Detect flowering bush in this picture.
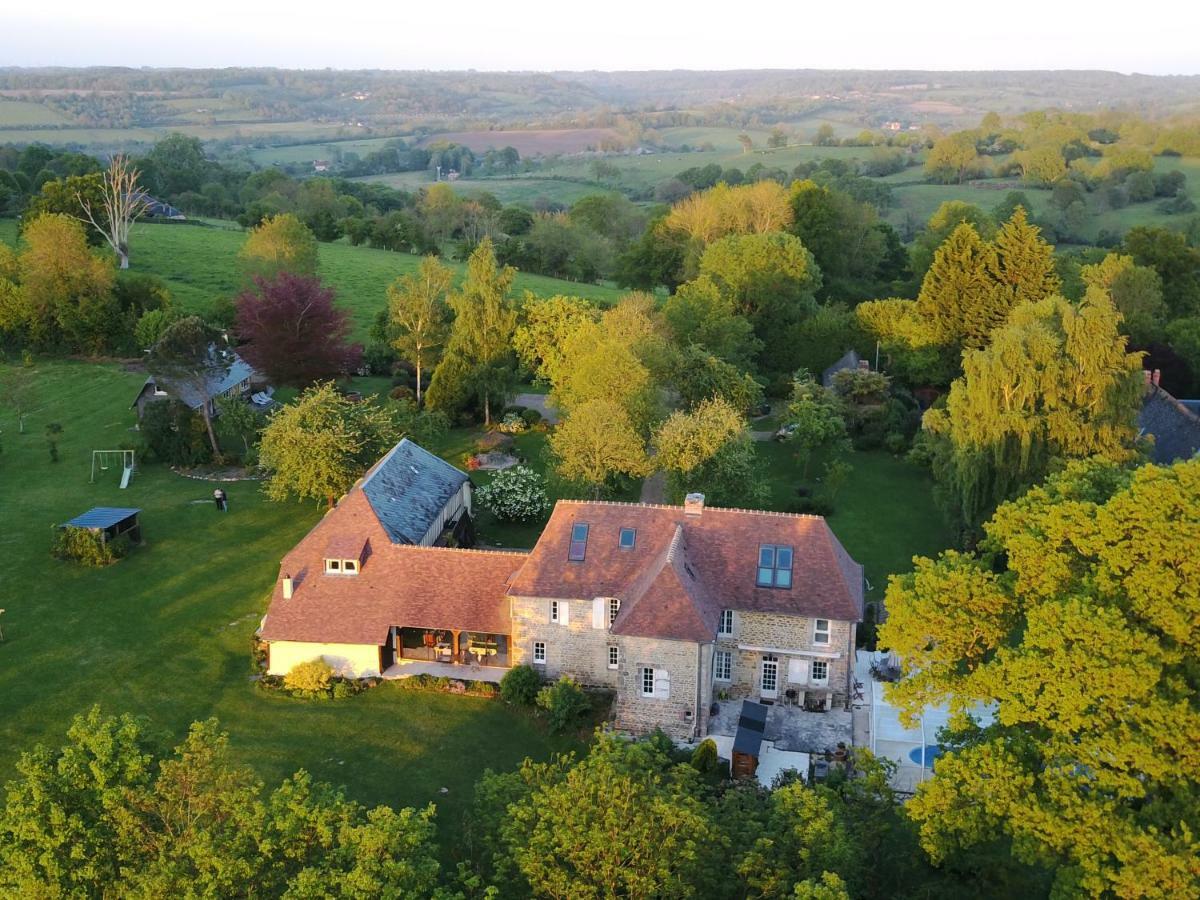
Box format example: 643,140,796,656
495,412,527,434
477,466,551,522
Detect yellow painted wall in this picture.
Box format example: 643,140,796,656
268,641,380,677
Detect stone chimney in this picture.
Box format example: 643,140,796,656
282,574,294,599
684,493,705,517
857,358,870,371
1144,369,1153,388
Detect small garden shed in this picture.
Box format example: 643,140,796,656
62,507,143,545
731,700,769,779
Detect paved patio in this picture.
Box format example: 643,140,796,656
708,699,853,755
382,660,507,683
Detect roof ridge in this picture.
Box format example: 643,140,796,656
555,497,827,521
392,544,530,559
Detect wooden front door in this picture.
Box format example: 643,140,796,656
760,655,779,700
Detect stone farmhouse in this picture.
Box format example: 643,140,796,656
259,441,863,740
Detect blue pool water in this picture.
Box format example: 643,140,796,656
908,745,944,768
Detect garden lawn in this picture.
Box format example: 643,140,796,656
0,360,585,862
124,220,628,339
755,441,955,603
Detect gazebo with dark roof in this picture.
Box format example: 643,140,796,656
62,507,142,544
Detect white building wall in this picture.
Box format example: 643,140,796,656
267,641,380,677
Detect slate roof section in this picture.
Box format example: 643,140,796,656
733,701,769,756
64,507,141,529
133,351,254,411
507,500,864,626
1138,386,1200,464
360,439,470,545
259,489,524,645
822,349,861,387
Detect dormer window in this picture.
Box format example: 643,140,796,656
756,544,793,589
325,558,360,575
324,536,366,576
568,523,589,561
619,527,636,550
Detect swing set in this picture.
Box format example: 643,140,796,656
90,449,136,488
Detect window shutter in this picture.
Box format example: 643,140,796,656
788,659,810,684
592,598,605,629
560,600,569,625
654,669,671,699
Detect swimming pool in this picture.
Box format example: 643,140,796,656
908,745,944,768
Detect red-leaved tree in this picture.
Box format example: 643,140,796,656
234,273,362,387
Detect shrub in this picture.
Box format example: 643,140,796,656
690,738,724,779
883,431,909,454
284,659,334,694
477,465,552,523
495,412,527,434
536,676,590,734
520,407,543,427
500,664,542,705
51,527,129,567
792,496,834,516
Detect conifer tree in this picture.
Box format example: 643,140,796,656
987,206,1060,309
915,222,1001,351
425,238,517,424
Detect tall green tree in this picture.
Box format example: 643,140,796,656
258,382,402,508
238,213,319,281
662,275,761,370
549,398,651,498
425,237,517,424
1081,253,1167,346
879,459,1200,898
386,255,453,404
915,222,1003,351
512,293,598,386
654,396,766,506
923,291,1143,532
986,206,1060,310
784,371,851,480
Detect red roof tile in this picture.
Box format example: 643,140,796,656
260,491,524,645
611,525,722,642
507,500,863,627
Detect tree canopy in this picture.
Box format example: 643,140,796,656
878,458,1200,898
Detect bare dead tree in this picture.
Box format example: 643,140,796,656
76,155,149,270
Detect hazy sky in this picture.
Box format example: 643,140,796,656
4,1,1199,74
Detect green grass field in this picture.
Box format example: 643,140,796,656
755,441,953,602
0,100,73,127
0,360,586,861
0,220,629,340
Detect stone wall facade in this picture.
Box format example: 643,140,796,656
510,595,619,688
712,610,855,709
612,635,711,741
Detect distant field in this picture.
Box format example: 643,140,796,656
356,172,626,206
417,127,622,155
0,99,72,127
0,120,376,149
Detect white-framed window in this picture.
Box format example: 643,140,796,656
814,619,831,645
714,649,732,682
811,659,829,684
343,559,358,575
325,559,341,574
550,600,560,623
607,645,619,669
609,597,621,625
640,666,655,697
619,527,636,550
533,641,546,665
718,609,734,636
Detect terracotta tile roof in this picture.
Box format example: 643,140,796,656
507,500,863,631
611,525,722,642
324,534,367,561
259,490,525,645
